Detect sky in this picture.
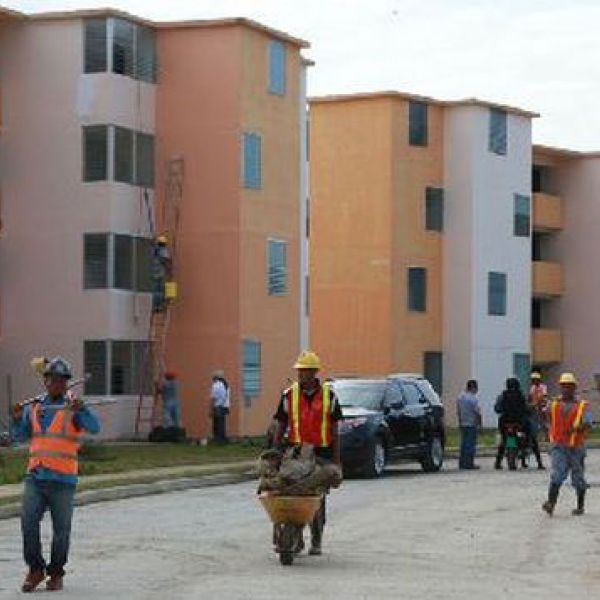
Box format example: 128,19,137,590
7,0,600,150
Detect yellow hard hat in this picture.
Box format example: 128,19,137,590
156,234,168,245
30,356,48,375
531,372,542,380
559,372,578,385
294,350,321,370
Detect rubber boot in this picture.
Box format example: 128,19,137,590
572,490,585,516
542,484,560,516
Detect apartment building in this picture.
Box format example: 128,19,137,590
0,7,309,438
309,92,537,424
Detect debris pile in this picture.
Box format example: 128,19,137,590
257,445,342,495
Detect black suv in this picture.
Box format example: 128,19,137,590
333,375,445,478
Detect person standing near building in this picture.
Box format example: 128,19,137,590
11,357,100,592
542,373,592,516
272,351,342,556
526,371,547,469
456,380,482,470
210,370,230,443
161,371,180,429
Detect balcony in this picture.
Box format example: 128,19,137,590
532,328,562,365
532,192,563,232
532,261,563,298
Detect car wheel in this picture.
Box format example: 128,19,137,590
421,435,444,473
363,437,386,478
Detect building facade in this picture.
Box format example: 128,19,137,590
0,7,309,438
309,92,538,424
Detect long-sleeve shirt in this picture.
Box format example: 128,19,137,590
211,380,230,409
11,394,101,486
456,392,481,427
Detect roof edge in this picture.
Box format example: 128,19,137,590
533,144,600,159
23,8,309,48
309,90,539,118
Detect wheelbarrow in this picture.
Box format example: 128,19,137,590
258,493,322,566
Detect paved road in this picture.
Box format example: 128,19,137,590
1,452,599,599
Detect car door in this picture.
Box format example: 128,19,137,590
381,382,407,450
398,382,428,446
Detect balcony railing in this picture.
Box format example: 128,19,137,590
533,192,563,232
532,328,562,365
532,261,563,297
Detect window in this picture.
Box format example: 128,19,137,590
532,299,542,329
84,19,107,73
424,352,443,394
268,40,286,95
514,194,530,237
408,267,427,312
84,340,151,396
135,25,157,83
513,353,530,393
114,127,134,184
136,132,154,187
83,126,154,188
401,383,423,406
242,340,261,398
425,187,444,232
489,108,507,155
84,233,109,289
114,234,134,290
83,125,108,182
84,234,152,292
84,341,108,395
409,101,428,146
268,239,287,295
488,272,507,316
113,18,135,77
243,133,262,189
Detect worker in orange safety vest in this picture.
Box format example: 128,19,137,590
542,372,592,517
272,351,342,555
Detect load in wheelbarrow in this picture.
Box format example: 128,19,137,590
258,493,323,566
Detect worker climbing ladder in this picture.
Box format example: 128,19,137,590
135,157,184,437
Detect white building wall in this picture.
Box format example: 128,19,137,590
0,18,156,438
444,106,532,425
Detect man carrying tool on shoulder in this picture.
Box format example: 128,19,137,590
542,372,592,517
11,357,100,592
272,351,342,556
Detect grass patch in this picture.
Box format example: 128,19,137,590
0,439,263,486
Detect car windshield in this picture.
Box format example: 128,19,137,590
333,382,386,410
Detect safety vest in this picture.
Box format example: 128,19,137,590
529,384,547,408
28,402,82,476
548,399,589,448
287,382,332,447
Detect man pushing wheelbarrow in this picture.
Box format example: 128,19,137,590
259,351,343,564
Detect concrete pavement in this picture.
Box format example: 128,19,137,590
1,451,599,598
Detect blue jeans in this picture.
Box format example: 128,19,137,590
21,476,76,576
459,426,478,468
550,445,587,492
163,401,180,428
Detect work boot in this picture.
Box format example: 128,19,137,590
542,484,560,516
494,457,503,470
46,575,63,592
572,490,586,516
309,543,322,556
21,569,45,593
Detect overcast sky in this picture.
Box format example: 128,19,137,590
7,0,600,150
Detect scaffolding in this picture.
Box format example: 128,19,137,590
134,157,184,436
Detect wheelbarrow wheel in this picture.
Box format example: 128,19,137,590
277,523,300,566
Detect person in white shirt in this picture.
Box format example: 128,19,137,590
210,371,230,443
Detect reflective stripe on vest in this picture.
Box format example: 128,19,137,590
28,403,82,475
290,382,331,447
569,401,587,447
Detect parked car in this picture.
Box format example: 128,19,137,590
332,375,445,478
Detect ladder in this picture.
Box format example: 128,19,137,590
134,157,184,437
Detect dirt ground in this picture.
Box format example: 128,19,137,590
1,451,599,599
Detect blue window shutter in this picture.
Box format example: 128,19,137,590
514,194,530,237
489,109,507,155
513,353,530,393
268,239,287,295
269,41,286,95
488,272,507,316
243,133,262,189
242,340,261,399
425,187,444,232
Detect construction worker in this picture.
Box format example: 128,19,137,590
542,372,592,516
152,234,172,312
161,371,180,429
526,371,547,469
272,351,343,556
210,370,230,443
11,357,100,592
